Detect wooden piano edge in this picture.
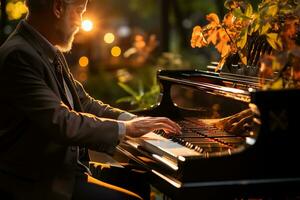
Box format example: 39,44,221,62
116,145,300,199
116,144,182,186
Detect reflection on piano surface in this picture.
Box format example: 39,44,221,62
117,69,300,199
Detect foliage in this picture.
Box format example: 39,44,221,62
128,0,158,19
191,0,300,89
157,52,191,70
84,69,126,107
116,77,160,110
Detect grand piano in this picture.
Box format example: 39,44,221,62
116,64,300,199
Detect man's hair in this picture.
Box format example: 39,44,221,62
25,0,77,13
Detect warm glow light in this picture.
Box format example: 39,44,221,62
6,1,28,20
134,34,146,49
79,56,89,67
111,46,122,57
81,20,93,32
104,33,115,44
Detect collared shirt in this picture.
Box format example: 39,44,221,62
22,20,136,139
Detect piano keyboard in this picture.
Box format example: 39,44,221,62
125,119,246,166
155,119,244,152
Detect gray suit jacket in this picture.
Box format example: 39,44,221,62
0,21,126,199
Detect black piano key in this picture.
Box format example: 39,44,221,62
153,119,246,154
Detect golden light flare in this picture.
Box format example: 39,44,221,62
104,33,115,44
79,56,89,67
6,1,28,20
81,20,93,32
111,46,122,57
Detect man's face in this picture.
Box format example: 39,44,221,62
56,0,88,52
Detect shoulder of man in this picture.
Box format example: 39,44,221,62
0,32,36,63
0,33,45,73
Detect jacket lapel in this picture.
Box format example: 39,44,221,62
16,21,73,109
61,64,83,112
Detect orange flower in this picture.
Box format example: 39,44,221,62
206,13,220,27
223,13,235,28
191,26,208,48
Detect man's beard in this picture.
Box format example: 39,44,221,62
56,18,79,53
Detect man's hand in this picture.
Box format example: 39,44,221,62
124,117,181,138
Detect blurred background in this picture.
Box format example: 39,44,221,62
0,0,260,111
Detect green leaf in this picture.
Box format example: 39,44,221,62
237,28,248,49
249,15,260,34
233,8,252,20
267,5,278,16
267,33,278,40
276,37,283,50
266,33,281,50
267,37,278,50
260,23,271,35
116,96,136,104
137,81,144,96
252,22,260,34
118,82,138,97
233,8,244,18
245,4,253,17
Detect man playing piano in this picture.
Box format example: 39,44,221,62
0,0,181,199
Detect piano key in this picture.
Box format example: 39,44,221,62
133,132,202,159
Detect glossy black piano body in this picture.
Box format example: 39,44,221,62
117,69,300,199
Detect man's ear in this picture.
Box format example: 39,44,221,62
53,0,64,18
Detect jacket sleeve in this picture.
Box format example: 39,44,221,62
72,76,125,119
0,50,120,153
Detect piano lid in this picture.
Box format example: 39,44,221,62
157,69,262,103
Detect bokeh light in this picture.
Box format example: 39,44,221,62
81,20,93,32
79,56,89,67
135,34,146,49
6,1,28,20
117,26,131,37
111,46,122,57
104,33,115,44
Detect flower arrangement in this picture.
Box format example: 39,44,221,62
191,0,300,89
